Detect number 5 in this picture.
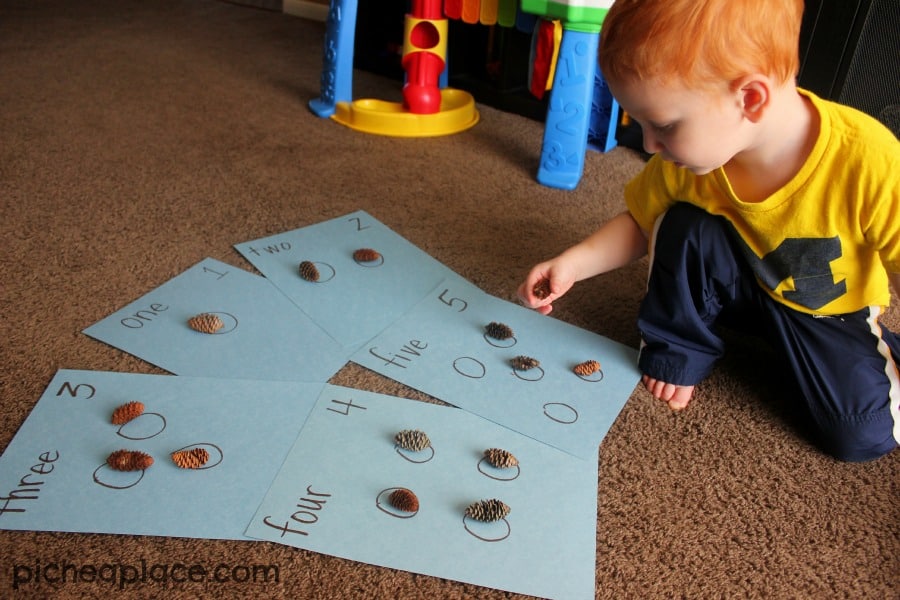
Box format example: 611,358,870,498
438,289,467,312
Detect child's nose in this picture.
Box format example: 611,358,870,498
642,130,663,154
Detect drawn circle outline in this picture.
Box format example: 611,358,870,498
477,458,521,481
512,365,545,382
354,255,385,268
395,444,435,464
306,262,336,283
543,402,579,424
575,368,604,383
116,412,167,440
463,515,511,542
453,356,486,379
483,333,517,349
92,463,146,489
204,312,239,334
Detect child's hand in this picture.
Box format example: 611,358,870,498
516,261,576,315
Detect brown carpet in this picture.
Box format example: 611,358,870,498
1,1,897,598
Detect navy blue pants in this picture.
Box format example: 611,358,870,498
638,203,900,462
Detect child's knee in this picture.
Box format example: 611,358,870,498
815,418,898,462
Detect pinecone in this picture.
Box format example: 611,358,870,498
187,313,223,334
298,260,320,282
394,429,431,452
106,449,154,471
573,359,601,376
511,355,540,371
111,401,145,425
465,498,510,522
388,488,419,512
483,448,518,469
485,321,514,340
532,278,551,300
171,447,210,469
353,248,381,262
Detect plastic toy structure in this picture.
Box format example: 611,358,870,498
520,0,619,190
309,0,480,137
309,0,620,189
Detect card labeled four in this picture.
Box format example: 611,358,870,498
245,385,598,600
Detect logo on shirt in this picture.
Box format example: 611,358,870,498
733,233,846,310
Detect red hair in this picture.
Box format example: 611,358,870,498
599,0,803,88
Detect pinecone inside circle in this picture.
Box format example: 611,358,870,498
187,313,224,334
573,359,601,376
299,260,320,282
171,447,210,469
465,498,510,522
111,401,145,425
394,429,431,452
388,488,419,512
106,449,154,471
485,321,514,340
511,355,540,371
483,448,518,469
353,248,381,262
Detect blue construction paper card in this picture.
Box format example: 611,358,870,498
83,258,350,381
245,385,598,600
234,210,469,347
351,278,641,459
0,370,325,539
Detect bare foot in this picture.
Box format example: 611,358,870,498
642,375,695,410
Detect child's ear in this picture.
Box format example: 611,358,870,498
733,76,770,123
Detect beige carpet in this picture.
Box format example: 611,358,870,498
1,1,897,598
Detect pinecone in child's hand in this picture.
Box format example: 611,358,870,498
388,488,419,512
573,359,601,376
394,429,431,452
106,449,154,471
483,448,518,469
299,260,320,282
465,498,511,522
532,278,551,300
485,321,514,340
111,401,145,425
511,355,540,370
171,447,210,469
187,313,224,334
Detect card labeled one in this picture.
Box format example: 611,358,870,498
83,258,350,381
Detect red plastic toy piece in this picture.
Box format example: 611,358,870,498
402,0,447,114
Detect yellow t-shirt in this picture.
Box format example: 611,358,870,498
625,89,900,315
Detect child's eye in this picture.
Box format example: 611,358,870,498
653,122,675,133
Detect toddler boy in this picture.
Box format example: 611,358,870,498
517,0,900,461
